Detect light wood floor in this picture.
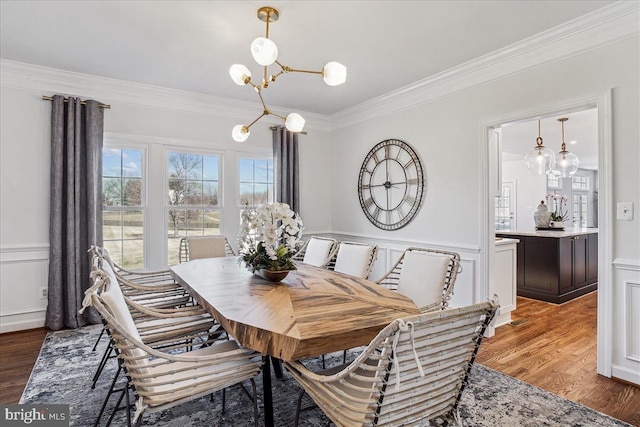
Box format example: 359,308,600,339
477,291,640,426
1,291,638,425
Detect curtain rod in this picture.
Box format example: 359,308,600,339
269,125,307,135
42,95,111,109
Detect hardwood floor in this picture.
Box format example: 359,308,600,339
477,291,640,426
1,292,638,425
0,327,49,403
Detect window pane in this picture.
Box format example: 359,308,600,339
239,158,254,182
203,181,218,206
123,178,142,206
239,157,273,206
103,178,122,206
123,210,143,239
103,240,123,267
121,239,144,270
203,209,220,234
103,149,123,177
183,181,203,205
122,149,142,178
203,155,219,181
103,211,122,240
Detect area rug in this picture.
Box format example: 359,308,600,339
20,325,631,426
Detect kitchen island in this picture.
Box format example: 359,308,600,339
495,228,598,304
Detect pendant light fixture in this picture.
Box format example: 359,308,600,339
525,120,555,175
551,117,579,177
229,6,347,142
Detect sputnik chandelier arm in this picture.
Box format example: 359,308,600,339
230,6,347,142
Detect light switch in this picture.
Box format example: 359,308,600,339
617,202,634,220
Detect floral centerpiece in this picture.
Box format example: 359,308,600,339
237,202,304,278
547,193,569,224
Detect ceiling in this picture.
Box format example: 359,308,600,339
501,108,599,170
0,0,616,116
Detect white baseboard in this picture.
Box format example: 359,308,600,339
0,309,46,333
611,365,640,386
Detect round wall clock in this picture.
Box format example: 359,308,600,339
357,139,425,230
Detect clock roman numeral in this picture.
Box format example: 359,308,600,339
372,206,381,219
403,195,416,206
407,178,419,185
403,158,415,170
395,205,405,220
363,197,374,209
359,183,370,190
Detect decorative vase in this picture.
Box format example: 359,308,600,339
255,269,290,282
534,201,551,228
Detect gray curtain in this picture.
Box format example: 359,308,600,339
272,126,300,212
46,95,104,330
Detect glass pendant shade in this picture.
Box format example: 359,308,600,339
229,64,251,85
232,125,250,142
553,150,579,178
285,113,305,132
251,37,278,66
525,145,555,175
322,61,347,86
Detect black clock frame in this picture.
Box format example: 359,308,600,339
357,139,425,230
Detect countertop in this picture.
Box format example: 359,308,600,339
496,227,598,238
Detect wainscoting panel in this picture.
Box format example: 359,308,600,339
0,245,49,333
612,259,640,385
321,233,482,309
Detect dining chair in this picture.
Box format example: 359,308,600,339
88,250,226,422
82,265,263,427
376,247,462,312
293,236,338,267
285,299,498,427
327,241,379,279
179,236,235,263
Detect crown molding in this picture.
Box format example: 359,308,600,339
331,1,639,130
0,59,332,130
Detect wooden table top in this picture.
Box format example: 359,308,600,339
170,257,419,361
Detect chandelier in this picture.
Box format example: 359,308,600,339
525,117,579,177
229,6,347,142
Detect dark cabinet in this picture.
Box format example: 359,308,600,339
495,232,597,304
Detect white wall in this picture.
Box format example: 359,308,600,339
502,159,547,230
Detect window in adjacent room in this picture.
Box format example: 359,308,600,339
573,194,588,228
572,175,589,191
102,147,145,269
547,173,562,190
166,151,221,265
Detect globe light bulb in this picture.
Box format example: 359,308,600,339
232,125,250,142
285,113,305,132
525,145,555,176
323,61,347,86
229,64,251,85
250,37,278,66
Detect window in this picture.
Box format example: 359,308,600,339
495,185,512,231
166,152,221,265
239,157,273,207
573,194,588,227
547,173,561,189
102,148,145,269
572,175,589,191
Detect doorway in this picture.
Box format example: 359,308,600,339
481,90,613,377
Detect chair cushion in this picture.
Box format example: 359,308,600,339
302,238,334,267
334,244,373,278
187,237,228,260
397,251,450,308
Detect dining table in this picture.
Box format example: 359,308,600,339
169,257,419,427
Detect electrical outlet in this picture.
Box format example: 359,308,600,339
39,287,48,299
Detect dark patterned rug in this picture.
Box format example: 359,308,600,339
20,325,631,426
